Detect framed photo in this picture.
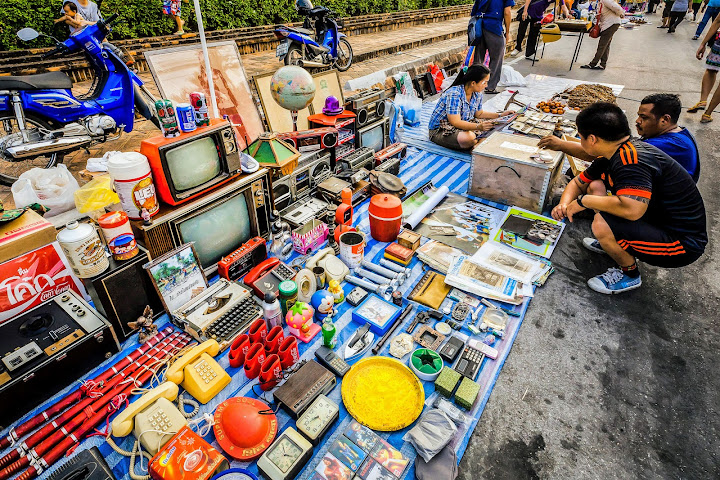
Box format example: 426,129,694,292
351,294,402,336
253,71,312,133
311,70,344,116
143,243,208,314
143,41,264,150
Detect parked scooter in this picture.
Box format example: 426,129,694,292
0,14,159,186
274,0,353,71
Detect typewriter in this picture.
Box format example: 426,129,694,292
173,279,263,350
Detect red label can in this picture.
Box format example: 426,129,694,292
189,92,210,127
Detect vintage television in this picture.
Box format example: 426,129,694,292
131,169,273,276
356,118,390,153
140,118,241,206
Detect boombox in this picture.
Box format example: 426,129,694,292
375,142,407,166
336,147,375,174
272,151,332,211
218,236,268,281
345,88,387,127
277,127,339,153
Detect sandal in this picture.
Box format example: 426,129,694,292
700,113,713,123
688,101,707,113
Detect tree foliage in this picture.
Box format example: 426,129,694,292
0,0,471,50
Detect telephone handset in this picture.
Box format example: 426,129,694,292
111,382,188,455
165,339,230,404
306,247,349,283
244,257,295,298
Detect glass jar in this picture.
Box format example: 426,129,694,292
278,280,298,317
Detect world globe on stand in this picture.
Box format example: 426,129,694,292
269,65,316,112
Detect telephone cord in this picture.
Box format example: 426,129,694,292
105,434,152,480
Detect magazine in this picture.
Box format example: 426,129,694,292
470,241,545,284
445,255,519,303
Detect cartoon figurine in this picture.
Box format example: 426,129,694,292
328,279,345,304
311,290,336,322
285,301,320,343
141,208,152,226
127,305,157,344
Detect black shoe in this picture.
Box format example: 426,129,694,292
580,64,596,69
596,65,606,70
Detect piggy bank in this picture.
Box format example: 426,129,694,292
285,301,320,343
311,290,336,322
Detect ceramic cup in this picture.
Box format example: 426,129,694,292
243,343,266,379
228,334,251,368
278,336,300,369
259,354,283,391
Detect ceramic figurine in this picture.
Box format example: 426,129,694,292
328,279,345,304
127,305,157,343
311,290,336,322
285,301,320,343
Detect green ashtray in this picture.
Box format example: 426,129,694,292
410,348,444,381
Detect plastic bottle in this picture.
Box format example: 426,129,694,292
262,292,283,329
322,316,337,348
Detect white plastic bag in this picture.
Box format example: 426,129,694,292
685,11,694,21
394,93,422,127
441,74,458,92
498,65,526,87
402,408,457,462
12,164,79,217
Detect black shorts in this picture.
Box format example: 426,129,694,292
600,212,704,268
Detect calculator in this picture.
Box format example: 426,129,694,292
453,346,485,380
314,346,350,377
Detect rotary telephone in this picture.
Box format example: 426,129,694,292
244,257,295,298
165,340,230,404
111,382,187,455
306,247,349,283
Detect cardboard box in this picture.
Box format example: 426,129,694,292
469,132,565,213
0,210,56,263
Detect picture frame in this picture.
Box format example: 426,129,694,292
253,71,312,133
351,294,402,336
311,69,344,116
143,41,264,150
143,243,208,314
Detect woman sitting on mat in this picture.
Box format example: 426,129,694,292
428,65,514,151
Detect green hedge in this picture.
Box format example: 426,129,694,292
0,0,471,51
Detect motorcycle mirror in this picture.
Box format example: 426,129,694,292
17,28,40,42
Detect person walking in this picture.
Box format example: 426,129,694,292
690,14,720,122
511,0,552,59
668,0,692,32
692,0,704,21
659,0,676,27
469,0,515,93
693,0,720,39
163,0,186,35
581,0,625,69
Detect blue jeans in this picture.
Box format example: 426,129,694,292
696,7,720,37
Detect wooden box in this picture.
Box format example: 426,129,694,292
468,133,565,213
397,229,421,251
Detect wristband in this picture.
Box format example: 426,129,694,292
576,195,586,208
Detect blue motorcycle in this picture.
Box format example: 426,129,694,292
275,0,353,71
0,14,158,186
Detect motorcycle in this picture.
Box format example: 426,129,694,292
0,14,159,186
274,0,353,71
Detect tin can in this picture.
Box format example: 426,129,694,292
155,99,180,138
56,221,109,278
189,92,210,127
98,211,139,260
177,103,196,132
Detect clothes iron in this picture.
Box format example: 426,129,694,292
343,323,374,361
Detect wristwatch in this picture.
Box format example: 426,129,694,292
577,194,586,208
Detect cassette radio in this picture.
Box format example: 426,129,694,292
336,147,375,174
173,278,263,350
277,127,339,153
345,88,387,127
217,236,268,281
272,151,332,211
317,177,369,207
374,142,407,175
280,197,330,228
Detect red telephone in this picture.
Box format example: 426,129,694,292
244,257,296,299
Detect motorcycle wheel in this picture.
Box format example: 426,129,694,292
334,38,353,72
284,44,304,66
0,114,63,187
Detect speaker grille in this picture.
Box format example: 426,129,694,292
144,223,174,259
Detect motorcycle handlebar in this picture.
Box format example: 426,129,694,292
41,45,65,59
104,13,120,26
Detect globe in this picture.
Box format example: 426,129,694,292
269,66,316,112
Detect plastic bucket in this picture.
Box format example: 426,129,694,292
107,152,159,220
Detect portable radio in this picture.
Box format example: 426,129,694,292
374,142,407,172
217,236,268,281
345,89,387,127
277,128,339,153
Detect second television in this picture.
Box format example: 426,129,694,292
356,117,390,153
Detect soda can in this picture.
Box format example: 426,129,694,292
177,103,196,132
155,99,180,138
189,92,210,127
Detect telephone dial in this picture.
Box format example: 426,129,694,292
111,382,187,455
165,339,230,404
244,257,295,299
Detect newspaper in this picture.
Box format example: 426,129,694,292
445,255,519,303
470,241,545,284
416,240,465,274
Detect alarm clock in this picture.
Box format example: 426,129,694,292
296,394,339,445
257,427,313,480
210,468,259,480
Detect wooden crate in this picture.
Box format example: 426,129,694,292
468,133,565,213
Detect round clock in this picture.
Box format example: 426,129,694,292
210,469,259,480
296,394,339,444
257,427,314,480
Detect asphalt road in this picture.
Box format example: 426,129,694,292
458,14,720,480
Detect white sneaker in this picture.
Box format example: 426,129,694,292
511,49,522,57
587,267,642,294
582,237,607,255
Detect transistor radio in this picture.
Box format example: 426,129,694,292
173,279,263,350
280,197,329,228
217,236,268,281
277,128,339,153
336,147,375,174
374,142,407,169
274,360,336,418
345,88,387,127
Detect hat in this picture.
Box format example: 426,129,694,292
322,95,344,115
213,397,278,460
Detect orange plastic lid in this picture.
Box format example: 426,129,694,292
369,194,402,217
98,211,129,228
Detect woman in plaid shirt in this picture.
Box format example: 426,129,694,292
428,65,514,151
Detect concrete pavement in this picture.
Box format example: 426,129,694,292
458,15,720,479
